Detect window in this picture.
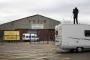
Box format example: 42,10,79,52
85,30,90,37
31,24,44,29
55,31,58,35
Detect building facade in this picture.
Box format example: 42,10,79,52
0,14,60,41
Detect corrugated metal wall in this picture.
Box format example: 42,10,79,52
17,29,55,41
0,31,3,40
0,15,60,30
0,29,55,41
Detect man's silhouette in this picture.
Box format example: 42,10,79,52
73,7,79,24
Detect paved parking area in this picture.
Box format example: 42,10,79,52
0,42,90,60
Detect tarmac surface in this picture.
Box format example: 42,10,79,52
0,42,90,60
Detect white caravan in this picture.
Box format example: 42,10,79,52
55,24,90,52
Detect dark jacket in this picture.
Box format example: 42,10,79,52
73,8,79,15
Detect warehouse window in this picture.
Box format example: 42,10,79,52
85,30,90,37
31,24,44,29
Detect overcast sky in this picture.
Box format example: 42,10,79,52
0,0,90,24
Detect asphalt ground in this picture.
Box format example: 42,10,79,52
0,42,90,60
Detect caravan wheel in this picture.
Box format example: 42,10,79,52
76,47,83,52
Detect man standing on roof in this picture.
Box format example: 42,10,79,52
73,7,79,24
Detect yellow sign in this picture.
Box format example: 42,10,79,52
4,31,20,35
4,36,20,40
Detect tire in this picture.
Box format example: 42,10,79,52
76,47,83,52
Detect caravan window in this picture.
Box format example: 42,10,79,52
55,31,58,35
85,30,90,37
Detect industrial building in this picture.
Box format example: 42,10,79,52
0,14,60,41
